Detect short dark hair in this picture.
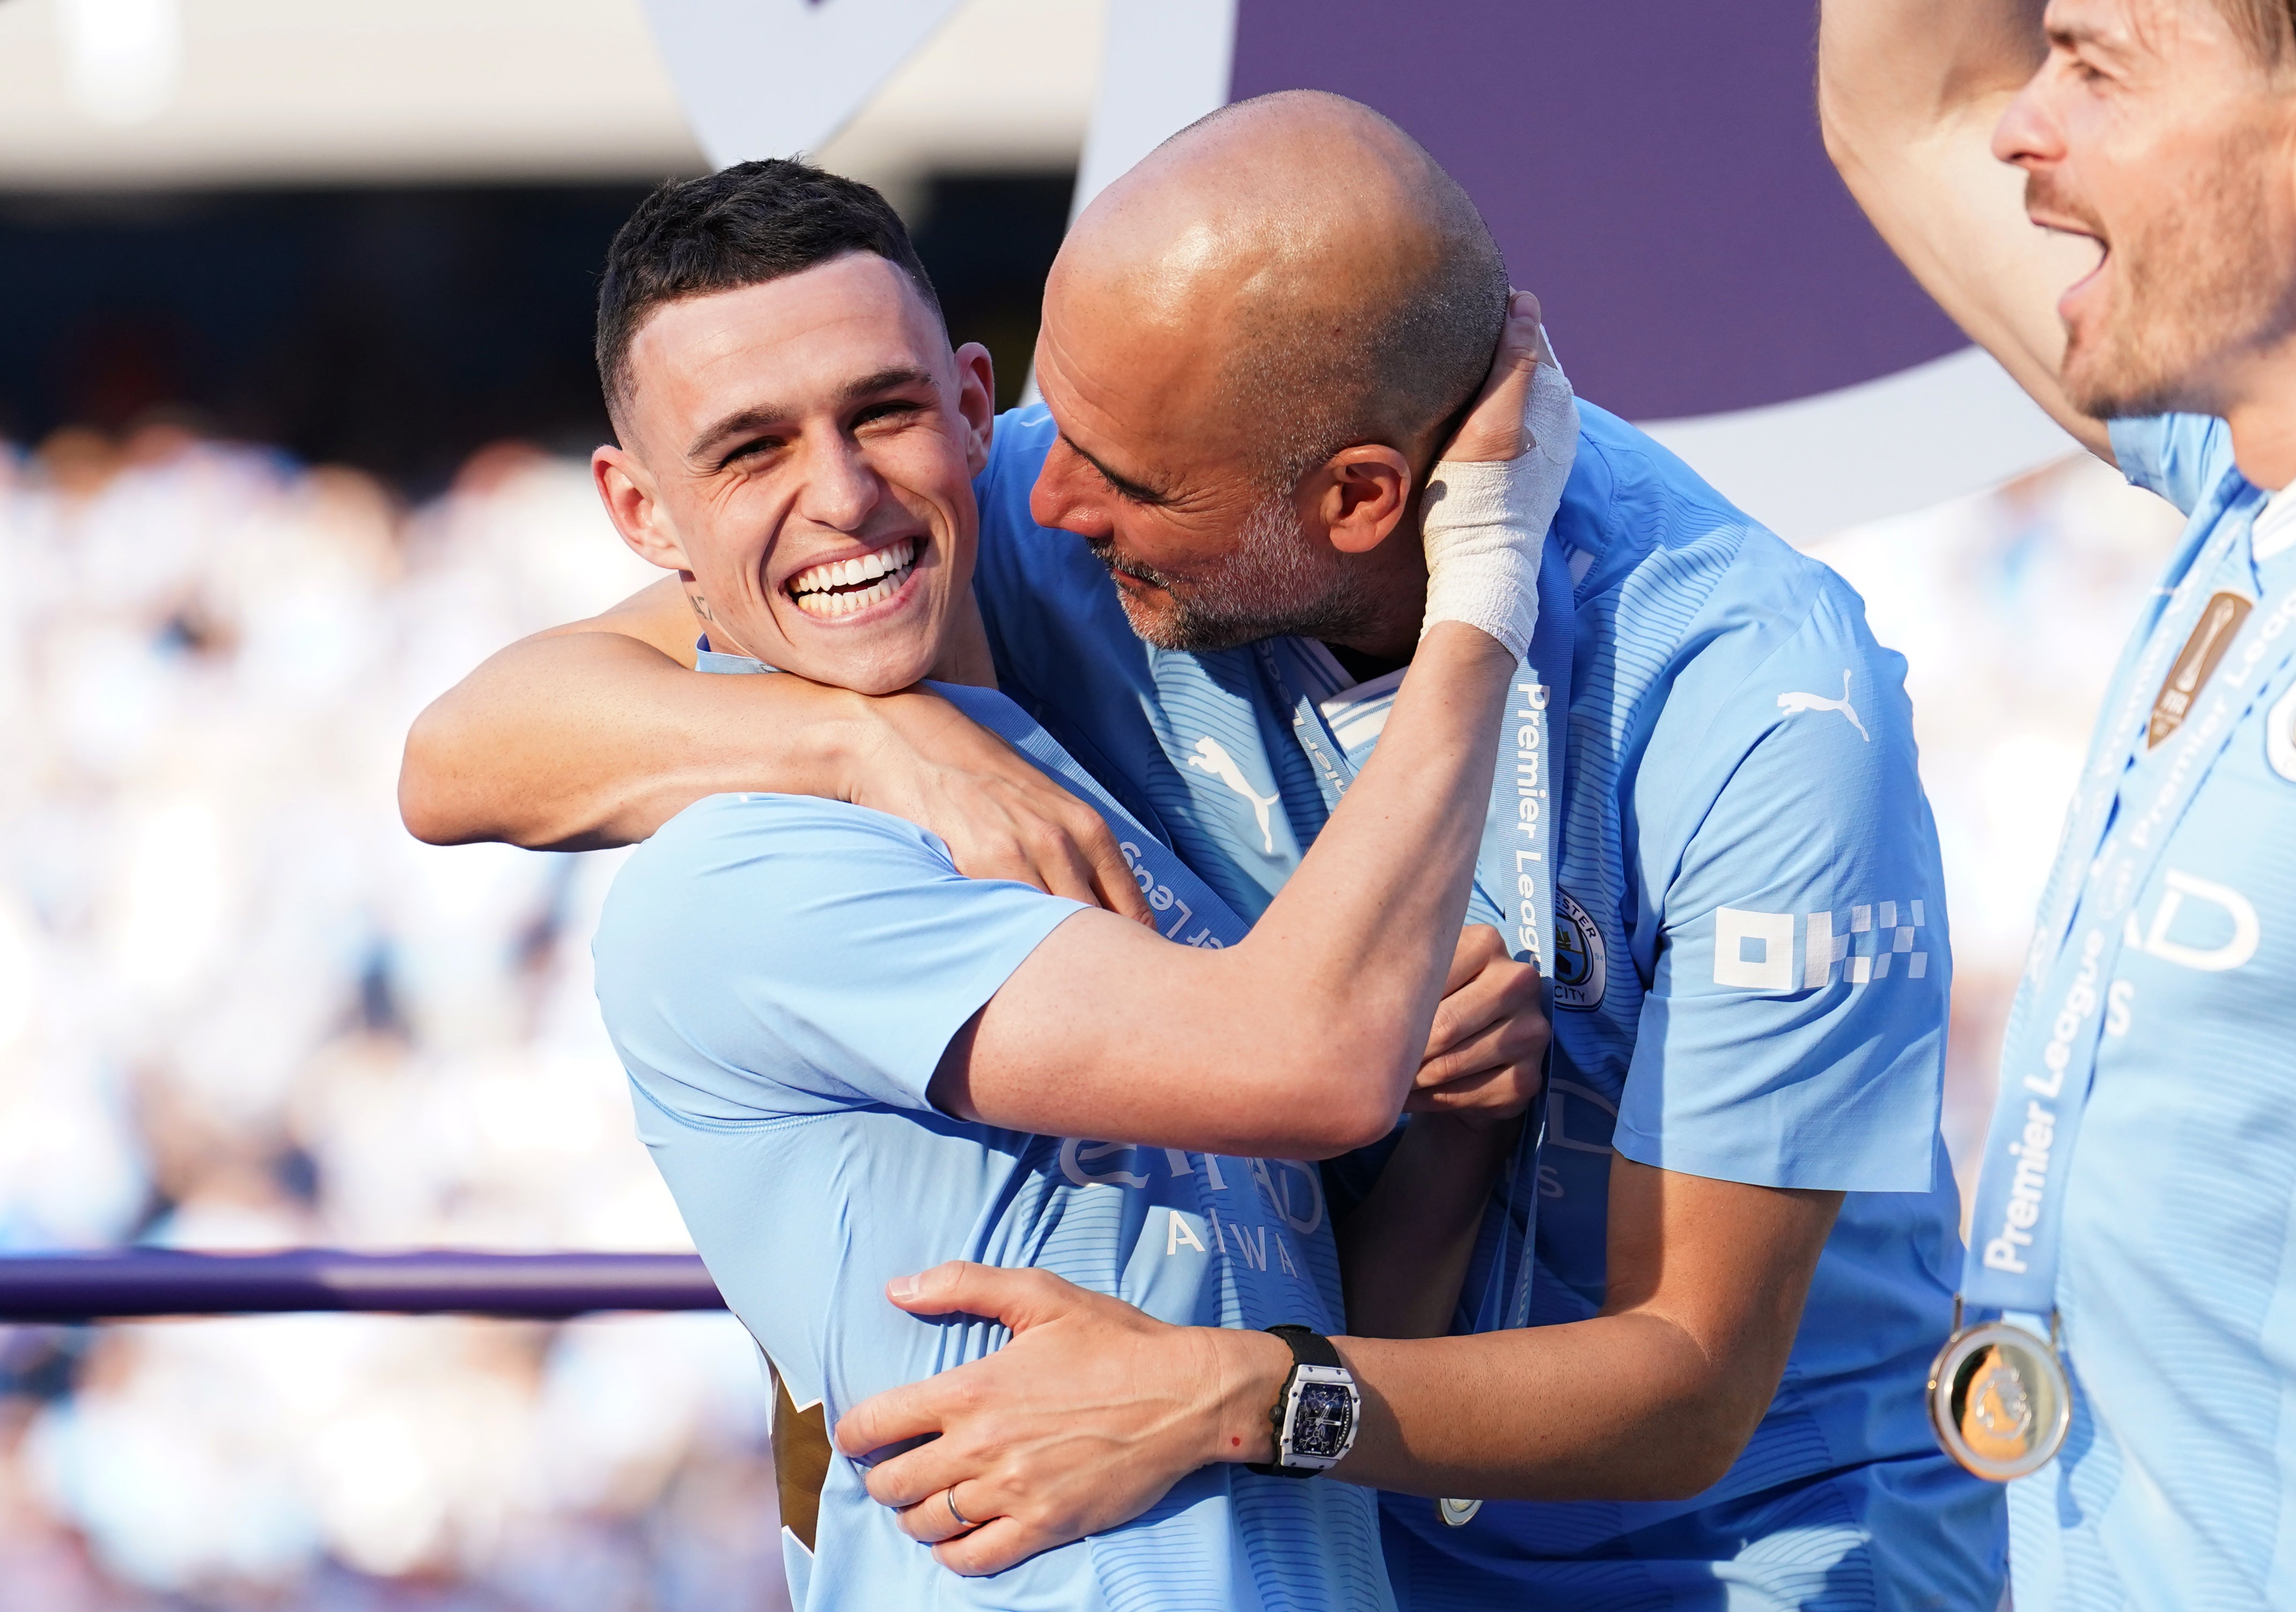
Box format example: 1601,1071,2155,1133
595,158,942,424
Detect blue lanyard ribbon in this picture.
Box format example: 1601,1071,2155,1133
1964,482,2293,1318
1263,541,1579,1332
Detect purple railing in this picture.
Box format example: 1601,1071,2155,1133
0,1250,726,1322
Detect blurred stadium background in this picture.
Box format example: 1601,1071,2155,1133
0,0,2181,1606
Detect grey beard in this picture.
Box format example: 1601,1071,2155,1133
1090,489,1380,653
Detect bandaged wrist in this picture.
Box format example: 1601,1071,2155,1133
1419,355,1579,660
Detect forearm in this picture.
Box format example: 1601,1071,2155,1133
946,624,1519,1155
1227,624,1519,1087
1338,1114,1521,1339
1327,1313,1751,1500
1819,0,2112,457
400,629,859,849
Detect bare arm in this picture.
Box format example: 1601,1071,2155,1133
841,1157,1842,1571
932,623,1521,1159
399,578,1152,916
1336,1110,1522,1339
1326,1159,1839,1499
1818,0,2114,459
929,297,1565,1157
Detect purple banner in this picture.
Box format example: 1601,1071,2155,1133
1230,2,1962,418
0,1250,727,1322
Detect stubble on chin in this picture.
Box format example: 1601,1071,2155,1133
2052,143,2296,420
1092,492,1377,654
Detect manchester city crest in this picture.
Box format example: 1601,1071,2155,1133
1551,888,1607,1011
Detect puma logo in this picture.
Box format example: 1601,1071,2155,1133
1777,670,1870,742
1186,736,1282,854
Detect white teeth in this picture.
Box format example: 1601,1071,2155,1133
789,537,917,601
791,571,902,619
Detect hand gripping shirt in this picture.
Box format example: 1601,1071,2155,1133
592,670,1391,1612
1997,415,2296,1612
971,403,2005,1611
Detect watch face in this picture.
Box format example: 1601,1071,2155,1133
1291,1381,1356,1460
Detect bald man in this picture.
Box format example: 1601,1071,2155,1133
403,94,2004,1608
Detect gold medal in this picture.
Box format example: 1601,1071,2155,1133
1929,1311,2071,1482
2149,590,2253,747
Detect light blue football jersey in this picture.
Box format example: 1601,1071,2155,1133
972,403,2005,1610
592,672,1392,1612
1998,414,2296,1612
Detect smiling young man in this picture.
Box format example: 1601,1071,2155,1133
1821,0,2296,1605
405,98,2000,1608
577,163,1566,1608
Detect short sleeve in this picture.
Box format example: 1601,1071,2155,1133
1613,588,1948,1193
593,794,1086,1122
2107,414,2235,516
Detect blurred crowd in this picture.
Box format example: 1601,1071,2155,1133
0,413,2184,1610
0,423,786,1610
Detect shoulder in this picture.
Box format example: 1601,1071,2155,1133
970,406,1102,595
609,791,955,906
973,406,1074,593
597,794,958,983
1559,401,1758,568
968,406,1141,692
596,792,1086,1123
1565,403,1885,727
977,403,1059,507
2106,413,2236,516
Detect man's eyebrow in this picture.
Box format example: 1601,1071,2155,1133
684,365,940,462
1059,433,1173,506
2047,17,2125,56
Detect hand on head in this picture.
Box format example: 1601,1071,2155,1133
1418,290,1580,660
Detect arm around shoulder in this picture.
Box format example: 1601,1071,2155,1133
398,579,862,850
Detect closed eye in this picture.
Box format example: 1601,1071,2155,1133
716,433,788,472
851,398,926,431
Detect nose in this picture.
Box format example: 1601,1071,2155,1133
795,431,881,532
1029,440,1112,541
1991,61,2062,174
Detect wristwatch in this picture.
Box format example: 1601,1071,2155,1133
1246,1324,1361,1477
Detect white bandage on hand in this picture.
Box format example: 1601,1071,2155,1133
1418,349,1580,660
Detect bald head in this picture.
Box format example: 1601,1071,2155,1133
1055,91,1510,489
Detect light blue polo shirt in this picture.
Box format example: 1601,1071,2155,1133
1999,414,2296,1612
593,675,1392,1611
971,402,2005,1610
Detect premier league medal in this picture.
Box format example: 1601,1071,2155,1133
1929,1307,2072,1481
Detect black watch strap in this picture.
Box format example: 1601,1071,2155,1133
1247,1325,1342,1477
1267,1323,1341,1368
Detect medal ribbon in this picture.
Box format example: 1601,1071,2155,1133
1263,539,1578,1333
1964,488,2292,1320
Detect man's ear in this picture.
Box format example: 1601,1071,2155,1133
592,444,692,572
1307,444,1414,555
951,341,997,476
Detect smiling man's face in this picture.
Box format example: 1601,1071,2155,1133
594,252,994,695
1996,0,2296,418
